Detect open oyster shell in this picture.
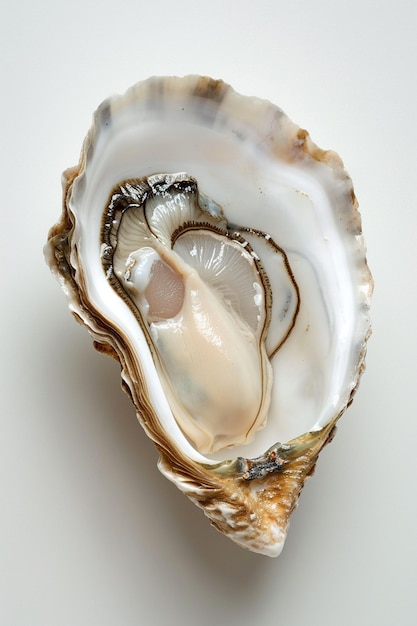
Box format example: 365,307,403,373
46,76,372,556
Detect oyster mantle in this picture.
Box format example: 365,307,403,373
46,76,372,556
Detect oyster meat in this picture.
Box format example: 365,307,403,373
46,76,372,556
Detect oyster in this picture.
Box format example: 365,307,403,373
46,76,372,556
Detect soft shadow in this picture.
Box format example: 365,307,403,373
39,302,287,603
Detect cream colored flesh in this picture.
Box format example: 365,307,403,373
120,242,270,454
149,269,267,454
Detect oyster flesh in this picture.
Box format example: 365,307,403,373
46,76,372,556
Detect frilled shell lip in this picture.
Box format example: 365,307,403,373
46,75,373,556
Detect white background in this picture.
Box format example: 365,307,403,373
1,1,416,624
